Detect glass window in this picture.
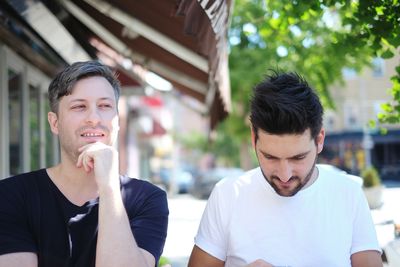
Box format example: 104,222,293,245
45,95,57,166
8,69,23,175
30,84,40,170
372,57,385,77
342,67,357,80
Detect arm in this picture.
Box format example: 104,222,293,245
188,246,273,267
188,245,224,267
0,178,38,267
0,252,37,267
77,142,154,267
351,250,383,267
348,186,382,267
96,185,155,267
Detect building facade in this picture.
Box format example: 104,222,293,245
321,54,400,181
0,0,233,180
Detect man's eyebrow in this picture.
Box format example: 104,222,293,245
68,99,86,104
288,151,311,159
259,150,278,158
260,150,311,159
68,97,114,103
98,97,114,101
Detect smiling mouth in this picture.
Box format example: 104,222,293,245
80,133,105,137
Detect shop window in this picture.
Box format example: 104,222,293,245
30,84,41,170
45,98,57,166
8,69,23,175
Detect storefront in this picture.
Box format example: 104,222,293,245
0,46,60,178
0,0,233,179
320,130,400,181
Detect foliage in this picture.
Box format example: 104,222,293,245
180,0,400,166
342,0,400,126
377,70,400,124
177,128,242,167
227,0,400,144
158,256,171,267
360,166,381,188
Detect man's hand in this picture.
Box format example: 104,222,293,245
245,259,274,267
76,142,119,190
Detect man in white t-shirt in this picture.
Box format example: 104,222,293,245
188,71,382,267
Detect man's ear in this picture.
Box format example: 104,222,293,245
48,112,59,135
317,128,325,154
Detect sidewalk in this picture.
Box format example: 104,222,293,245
163,194,207,267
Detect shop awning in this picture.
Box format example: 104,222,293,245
49,0,233,129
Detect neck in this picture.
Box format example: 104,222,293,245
47,160,99,206
303,165,319,190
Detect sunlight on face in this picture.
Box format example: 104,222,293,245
253,129,324,197
50,76,119,163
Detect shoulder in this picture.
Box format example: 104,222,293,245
317,164,362,189
209,168,259,205
215,167,259,191
120,176,168,214
0,170,46,226
120,175,166,196
316,164,364,202
0,169,45,184
0,169,46,197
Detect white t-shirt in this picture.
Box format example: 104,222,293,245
194,165,381,267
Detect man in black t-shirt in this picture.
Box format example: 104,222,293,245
0,61,169,267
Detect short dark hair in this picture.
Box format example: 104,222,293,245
48,60,120,113
250,71,323,142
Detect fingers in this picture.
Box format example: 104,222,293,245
75,142,119,189
78,142,101,152
76,150,93,172
76,142,115,174
76,145,96,172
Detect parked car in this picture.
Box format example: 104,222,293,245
159,167,195,194
190,167,245,199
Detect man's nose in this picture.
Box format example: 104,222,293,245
276,161,293,182
85,107,101,125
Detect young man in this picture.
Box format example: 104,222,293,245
0,61,168,267
188,72,382,267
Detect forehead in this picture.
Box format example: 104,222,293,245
256,129,314,156
67,76,116,101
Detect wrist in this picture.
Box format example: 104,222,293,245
98,180,120,197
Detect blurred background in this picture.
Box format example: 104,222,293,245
0,0,399,266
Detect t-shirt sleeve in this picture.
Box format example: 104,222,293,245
351,186,382,255
194,183,229,261
126,183,169,265
0,178,37,255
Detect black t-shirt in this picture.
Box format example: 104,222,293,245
0,169,169,267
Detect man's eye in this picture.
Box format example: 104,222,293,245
263,155,275,160
99,104,112,108
72,105,85,109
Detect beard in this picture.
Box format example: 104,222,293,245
58,124,111,164
261,155,318,197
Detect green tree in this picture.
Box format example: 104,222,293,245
224,0,400,168
180,0,400,168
